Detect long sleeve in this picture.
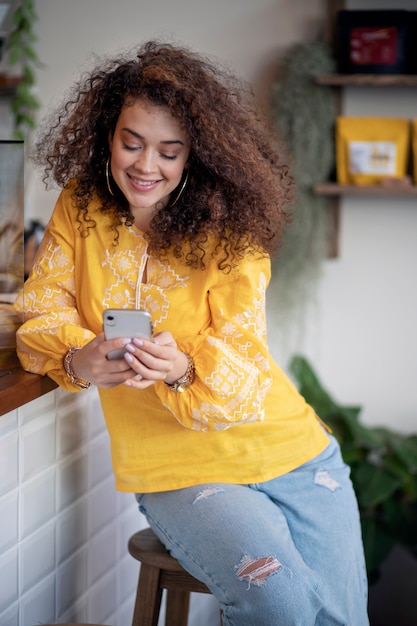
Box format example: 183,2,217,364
153,253,274,431
14,191,96,391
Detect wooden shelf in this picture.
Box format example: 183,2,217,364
0,74,23,90
315,74,417,87
317,2,417,256
314,183,417,196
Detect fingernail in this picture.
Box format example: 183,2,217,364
124,380,132,387
124,353,133,363
125,343,136,353
133,338,143,347
121,338,132,346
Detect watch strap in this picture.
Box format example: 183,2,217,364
164,353,195,392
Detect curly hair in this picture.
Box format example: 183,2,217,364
33,40,294,271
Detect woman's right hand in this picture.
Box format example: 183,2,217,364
70,333,138,388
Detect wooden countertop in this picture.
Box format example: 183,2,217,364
1,301,57,416
0,366,57,416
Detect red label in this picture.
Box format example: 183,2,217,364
349,27,398,65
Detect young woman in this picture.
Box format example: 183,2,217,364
14,41,369,625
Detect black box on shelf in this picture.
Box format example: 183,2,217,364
337,10,417,74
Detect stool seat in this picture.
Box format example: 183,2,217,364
128,527,215,626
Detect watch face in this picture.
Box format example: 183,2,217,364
176,381,191,392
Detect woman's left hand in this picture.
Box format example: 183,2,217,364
122,330,190,390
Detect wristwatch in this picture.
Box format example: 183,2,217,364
164,353,195,392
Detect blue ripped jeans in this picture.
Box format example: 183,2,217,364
136,435,369,626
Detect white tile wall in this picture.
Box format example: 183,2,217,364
19,522,55,595
0,387,141,626
0,602,19,626
20,469,55,539
0,431,18,497
0,545,18,611
0,490,18,553
0,385,220,626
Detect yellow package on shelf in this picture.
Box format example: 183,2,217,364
336,117,410,185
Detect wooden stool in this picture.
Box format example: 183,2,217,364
128,527,217,626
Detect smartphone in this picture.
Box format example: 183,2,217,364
103,308,153,360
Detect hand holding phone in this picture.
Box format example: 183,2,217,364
103,308,153,360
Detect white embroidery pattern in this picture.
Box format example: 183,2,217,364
141,260,188,326
165,271,272,431
101,237,188,326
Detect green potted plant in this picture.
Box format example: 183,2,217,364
3,0,40,139
289,354,417,584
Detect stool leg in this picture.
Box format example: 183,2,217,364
165,589,191,626
131,564,163,626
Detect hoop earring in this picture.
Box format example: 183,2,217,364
169,170,189,207
106,156,116,197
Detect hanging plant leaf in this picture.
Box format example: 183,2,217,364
22,64,35,85
22,43,37,61
4,0,41,140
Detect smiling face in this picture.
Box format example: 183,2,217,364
109,99,191,230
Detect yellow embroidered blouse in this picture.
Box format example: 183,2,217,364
14,185,329,493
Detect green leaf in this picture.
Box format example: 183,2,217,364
12,128,25,141
383,454,413,483
8,47,21,65
5,29,21,50
13,86,32,107
289,355,340,416
343,413,381,447
390,434,417,472
340,445,364,466
361,516,395,581
22,65,36,85
25,29,37,44
352,461,403,508
15,109,36,126
22,44,39,62
289,356,367,444
11,6,23,26
25,0,38,22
